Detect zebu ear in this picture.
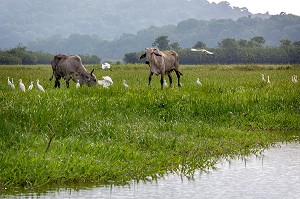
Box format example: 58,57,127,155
140,53,146,59
91,68,94,75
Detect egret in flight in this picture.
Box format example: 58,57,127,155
191,48,214,55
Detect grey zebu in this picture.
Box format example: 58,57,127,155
140,48,182,89
50,54,97,88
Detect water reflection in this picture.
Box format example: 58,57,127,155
4,142,300,199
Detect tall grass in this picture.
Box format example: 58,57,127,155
0,64,299,190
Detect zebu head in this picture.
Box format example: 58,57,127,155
140,48,163,66
79,68,97,86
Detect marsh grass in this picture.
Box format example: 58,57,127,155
0,64,299,190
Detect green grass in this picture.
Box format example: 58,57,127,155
0,64,299,190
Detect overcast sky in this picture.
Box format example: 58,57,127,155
207,0,300,16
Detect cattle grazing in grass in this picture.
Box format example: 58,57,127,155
50,54,97,88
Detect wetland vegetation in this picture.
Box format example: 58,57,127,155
0,64,299,191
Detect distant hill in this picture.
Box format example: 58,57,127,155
27,14,300,60
0,0,269,49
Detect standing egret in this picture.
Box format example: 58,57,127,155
261,74,266,82
196,78,202,86
8,77,15,89
76,80,80,89
28,81,34,91
19,79,26,92
36,79,45,92
123,80,129,89
98,76,114,88
267,76,270,83
102,76,113,85
101,63,111,70
292,75,298,83
8,77,12,86
163,79,168,88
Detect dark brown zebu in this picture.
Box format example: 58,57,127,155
50,54,97,88
140,48,182,89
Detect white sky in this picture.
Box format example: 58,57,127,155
207,0,300,16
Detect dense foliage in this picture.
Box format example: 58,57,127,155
0,46,101,65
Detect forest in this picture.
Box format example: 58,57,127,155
1,36,299,65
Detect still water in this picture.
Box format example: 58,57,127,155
4,142,300,199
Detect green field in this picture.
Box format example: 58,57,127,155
0,64,299,190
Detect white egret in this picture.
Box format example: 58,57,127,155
261,74,266,82
19,79,26,92
102,76,113,84
292,75,298,83
8,77,12,86
8,77,15,89
267,76,270,83
97,76,114,88
76,80,80,89
196,78,202,86
98,80,110,88
191,48,214,55
101,63,111,70
36,79,45,92
28,81,34,91
123,80,129,89
163,79,168,88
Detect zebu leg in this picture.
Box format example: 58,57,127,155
167,72,172,87
148,72,153,87
175,70,182,87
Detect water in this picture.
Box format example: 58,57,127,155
3,142,300,199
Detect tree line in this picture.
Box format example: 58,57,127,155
0,46,101,65
123,36,300,64
1,36,299,65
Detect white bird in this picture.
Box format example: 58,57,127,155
101,63,111,70
196,78,202,86
76,80,81,89
261,74,266,82
123,80,129,89
98,80,111,88
19,79,26,92
292,75,298,83
98,76,113,88
8,77,11,86
191,48,214,55
36,79,45,92
102,76,113,85
163,79,168,88
28,81,34,91
267,75,270,83
8,77,15,89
